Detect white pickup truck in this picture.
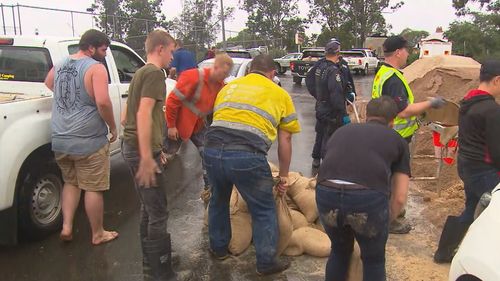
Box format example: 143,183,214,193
341,49,379,75
0,35,175,244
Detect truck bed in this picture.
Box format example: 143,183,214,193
0,92,46,104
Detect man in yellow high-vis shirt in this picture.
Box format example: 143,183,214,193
372,36,445,234
203,54,301,276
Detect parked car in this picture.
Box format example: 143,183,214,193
341,50,379,75
274,53,301,75
0,35,176,244
290,48,325,85
449,183,500,281
198,57,281,85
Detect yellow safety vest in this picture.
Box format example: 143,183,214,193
212,73,301,146
372,65,418,138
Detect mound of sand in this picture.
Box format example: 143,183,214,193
403,55,480,102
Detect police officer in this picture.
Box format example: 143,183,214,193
306,39,354,168
372,35,445,234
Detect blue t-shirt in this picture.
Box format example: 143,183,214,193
171,48,197,75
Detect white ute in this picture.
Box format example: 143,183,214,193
0,36,175,244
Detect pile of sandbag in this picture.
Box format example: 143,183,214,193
201,162,363,280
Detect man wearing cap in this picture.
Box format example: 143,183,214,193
306,39,354,168
434,59,500,263
372,35,445,234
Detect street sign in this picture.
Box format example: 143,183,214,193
295,32,304,45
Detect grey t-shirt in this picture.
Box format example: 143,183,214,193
51,56,108,155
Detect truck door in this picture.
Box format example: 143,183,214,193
108,45,145,152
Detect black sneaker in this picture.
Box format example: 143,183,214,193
256,259,291,276
209,248,230,260
389,219,412,234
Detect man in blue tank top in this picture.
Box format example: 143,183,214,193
44,29,118,245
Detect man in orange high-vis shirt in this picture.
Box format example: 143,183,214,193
164,53,233,190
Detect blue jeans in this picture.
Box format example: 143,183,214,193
457,156,500,224
316,184,389,281
121,140,169,241
203,147,278,271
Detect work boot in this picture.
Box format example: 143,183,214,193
389,218,412,234
142,234,177,281
256,258,291,276
209,248,231,260
434,216,470,263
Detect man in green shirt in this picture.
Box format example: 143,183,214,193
121,30,177,281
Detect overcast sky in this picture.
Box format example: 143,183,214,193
1,0,460,39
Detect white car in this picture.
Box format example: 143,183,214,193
274,53,302,74
198,57,281,85
449,183,500,281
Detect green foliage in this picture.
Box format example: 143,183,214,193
241,0,307,50
453,0,499,15
315,27,356,50
92,0,169,55
445,8,500,60
307,0,403,47
399,28,429,49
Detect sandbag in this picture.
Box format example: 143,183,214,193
284,227,330,257
347,242,363,281
311,221,325,233
290,209,308,230
228,189,253,255
293,187,318,223
285,194,300,211
287,173,309,198
308,176,317,189
275,192,293,256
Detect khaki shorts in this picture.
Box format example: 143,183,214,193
55,143,110,191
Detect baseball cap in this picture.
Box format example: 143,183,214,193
481,60,500,77
325,39,341,54
383,36,408,53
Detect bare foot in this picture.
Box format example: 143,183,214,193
92,231,119,246
60,228,73,242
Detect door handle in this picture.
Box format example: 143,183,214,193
121,90,129,98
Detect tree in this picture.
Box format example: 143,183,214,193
399,28,429,49
241,0,306,50
307,0,403,47
92,0,170,54
453,0,499,15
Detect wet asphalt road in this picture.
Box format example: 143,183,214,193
0,72,375,281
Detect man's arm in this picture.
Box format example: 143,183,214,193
136,97,160,187
44,67,55,91
92,64,117,142
398,101,432,119
390,172,410,222
277,129,293,194
486,109,500,171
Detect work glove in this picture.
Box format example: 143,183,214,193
342,115,351,125
346,92,356,103
430,96,446,109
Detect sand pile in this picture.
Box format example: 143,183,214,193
404,55,480,102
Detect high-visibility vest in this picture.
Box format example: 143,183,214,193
372,65,418,138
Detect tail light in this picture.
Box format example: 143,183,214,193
0,38,13,45
290,62,295,71
358,59,362,65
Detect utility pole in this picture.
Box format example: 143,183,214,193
220,0,226,49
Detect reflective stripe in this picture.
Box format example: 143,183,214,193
393,119,417,131
172,68,206,117
281,113,298,124
214,102,278,127
211,120,272,146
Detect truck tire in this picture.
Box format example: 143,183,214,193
293,76,302,85
275,63,285,75
18,158,63,239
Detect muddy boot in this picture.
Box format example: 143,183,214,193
143,234,177,281
434,216,470,264
389,217,412,234
312,158,321,169
256,258,291,276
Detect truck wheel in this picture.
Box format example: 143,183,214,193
363,64,369,75
293,76,302,85
18,159,63,239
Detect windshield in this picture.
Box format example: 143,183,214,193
341,51,364,58
199,62,242,77
226,51,252,59
302,51,324,58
